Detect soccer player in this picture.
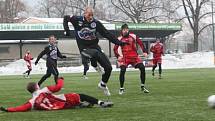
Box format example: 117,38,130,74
113,24,149,95
63,7,128,96
0,77,113,112
150,38,164,79
23,50,33,78
35,35,66,86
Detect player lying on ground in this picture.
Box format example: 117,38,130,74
0,77,113,112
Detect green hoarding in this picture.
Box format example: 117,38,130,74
0,23,182,31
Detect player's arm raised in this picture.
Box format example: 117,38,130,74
46,77,64,93
96,21,128,46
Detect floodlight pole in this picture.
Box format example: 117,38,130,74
212,1,215,64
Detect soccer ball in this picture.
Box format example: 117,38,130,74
207,95,215,108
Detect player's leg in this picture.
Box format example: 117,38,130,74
152,59,157,76
26,66,32,78
38,68,52,86
96,51,112,96
50,64,59,84
83,64,89,79
81,55,90,79
135,63,149,93
81,49,111,96
79,94,113,108
119,65,126,95
27,69,32,76
26,68,32,78
158,63,162,79
90,56,104,75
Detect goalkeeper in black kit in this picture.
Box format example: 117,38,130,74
63,7,128,96
35,35,66,86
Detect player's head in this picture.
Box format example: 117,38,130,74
84,7,94,22
27,82,40,93
26,50,30,54
121,23,129,37
156,38,161,43
49,35,57,46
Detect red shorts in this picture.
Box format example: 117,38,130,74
153,58,162,65
64,93,80,108
117,56,142,67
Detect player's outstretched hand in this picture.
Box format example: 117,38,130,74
0,107,8,112
120,42,129,46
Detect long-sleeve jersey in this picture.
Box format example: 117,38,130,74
63,15,124,51
6,78,80,112
113,33,147,58
150,42,164,59
35,44,64,67
24,53,33,67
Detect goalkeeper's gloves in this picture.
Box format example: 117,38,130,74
0,107,8,112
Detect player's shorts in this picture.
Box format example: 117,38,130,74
117,56,142,67
153,58,162,65
64,93,81,108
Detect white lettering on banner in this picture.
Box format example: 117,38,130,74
0,24,74,31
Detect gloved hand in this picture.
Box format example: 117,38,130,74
35,61,38,65
62,55,67,58
64,31,70,36
120,42,129,46
0,107,8,112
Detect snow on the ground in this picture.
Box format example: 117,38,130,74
162,51,215,69
0,52,214,76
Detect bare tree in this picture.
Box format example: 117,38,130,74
0,0,26,23
38,0,53,18
51,0,70,18
37,0,91,17
182,0,211,51
110,0,152,23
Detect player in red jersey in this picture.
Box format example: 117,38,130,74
23,50,33,78
150,39,164,79
113,24,149,95
0,77,113,112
